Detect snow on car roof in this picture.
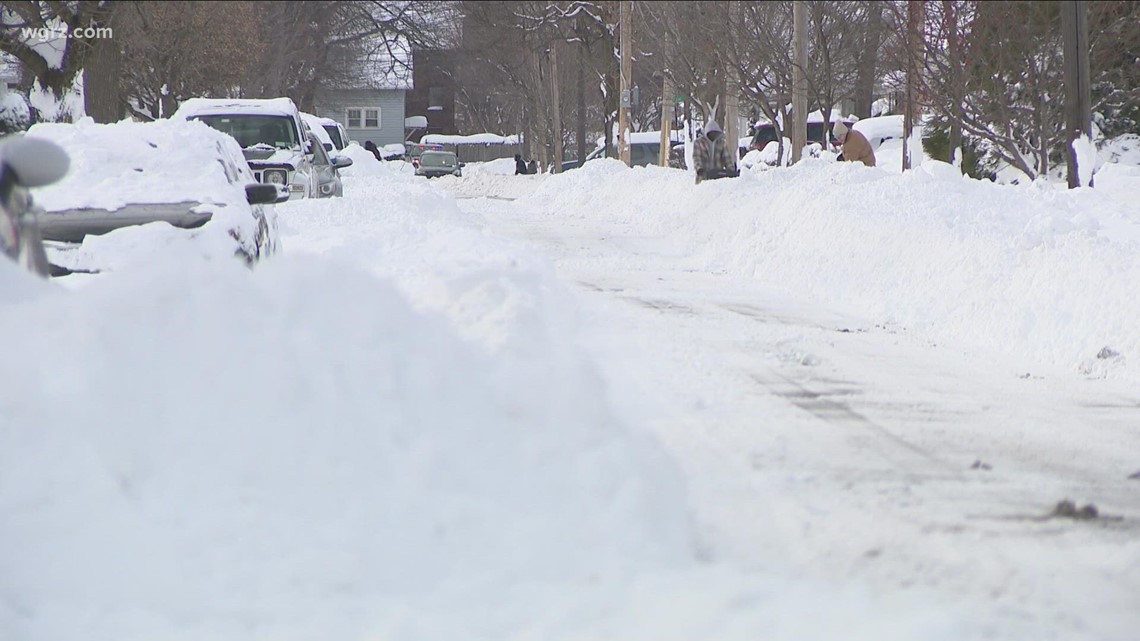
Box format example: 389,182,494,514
25,117,251,212
755,108,858,128
173,97,300,120
590,130,686,149
852,115,905,141
300,112,335,148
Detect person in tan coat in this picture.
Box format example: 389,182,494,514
833,121,875,167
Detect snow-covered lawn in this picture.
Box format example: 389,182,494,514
3,147,1139,640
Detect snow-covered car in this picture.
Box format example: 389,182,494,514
306,131,351,197
851,115,904,152
415,150,463,178
749,119,855,153
174,97,319,200
0,134,68,276
564,131,686,171
26,118,283,271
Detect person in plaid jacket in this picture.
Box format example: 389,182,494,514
692,120,737,184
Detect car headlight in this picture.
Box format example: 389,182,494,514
264,169,288,184
320,183,333,195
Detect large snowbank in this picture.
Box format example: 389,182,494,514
519,157,1140,382
0,161,704,640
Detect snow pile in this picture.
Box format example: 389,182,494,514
0,162,702,640
521,157,1140,381
1099,133,1140,166
26,118,250,212
1072,135,1097,187
463,157,517,176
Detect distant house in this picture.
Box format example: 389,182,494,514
313,56,410,147
0,54,20,96
406,49,457,138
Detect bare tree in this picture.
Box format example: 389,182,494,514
117,1,263,119
0,0,111,120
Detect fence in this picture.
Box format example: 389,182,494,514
433,142,522,163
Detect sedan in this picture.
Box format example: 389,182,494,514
415,151,464,178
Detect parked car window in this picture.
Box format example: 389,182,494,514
309,134,332,167
322,125,344,149
194,115,298,150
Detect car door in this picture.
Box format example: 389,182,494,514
307,133,340,198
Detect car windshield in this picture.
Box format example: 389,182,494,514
322,125,344,149
420,152,456,167
194,115,298,150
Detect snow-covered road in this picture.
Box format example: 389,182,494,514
6,147,1140,641
436,165,1140,639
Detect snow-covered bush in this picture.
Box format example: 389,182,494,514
0,92,31,134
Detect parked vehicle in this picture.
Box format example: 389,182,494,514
27,118,284,270
405,141,445,168
415,150,464,178
563,130,687,171
0,134,68,277
175,97,320,200
748,119,856,153
851,115,904,152
300,112,348,151
307,131,352,197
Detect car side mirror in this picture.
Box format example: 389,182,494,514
245,183,281,205
1,136,70,187
332,155,353,169
459,162,466,168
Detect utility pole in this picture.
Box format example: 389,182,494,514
1062,0,1092,188
659,74,673,167
791,0,807,165
724,1,741,167
551,40,563,174
902,0,923,172
619,0,632,166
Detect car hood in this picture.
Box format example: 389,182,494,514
243,147,303,168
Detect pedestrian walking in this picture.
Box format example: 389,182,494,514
692,120,737,184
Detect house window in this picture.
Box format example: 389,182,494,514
428,87,445,111
347,107,380,129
